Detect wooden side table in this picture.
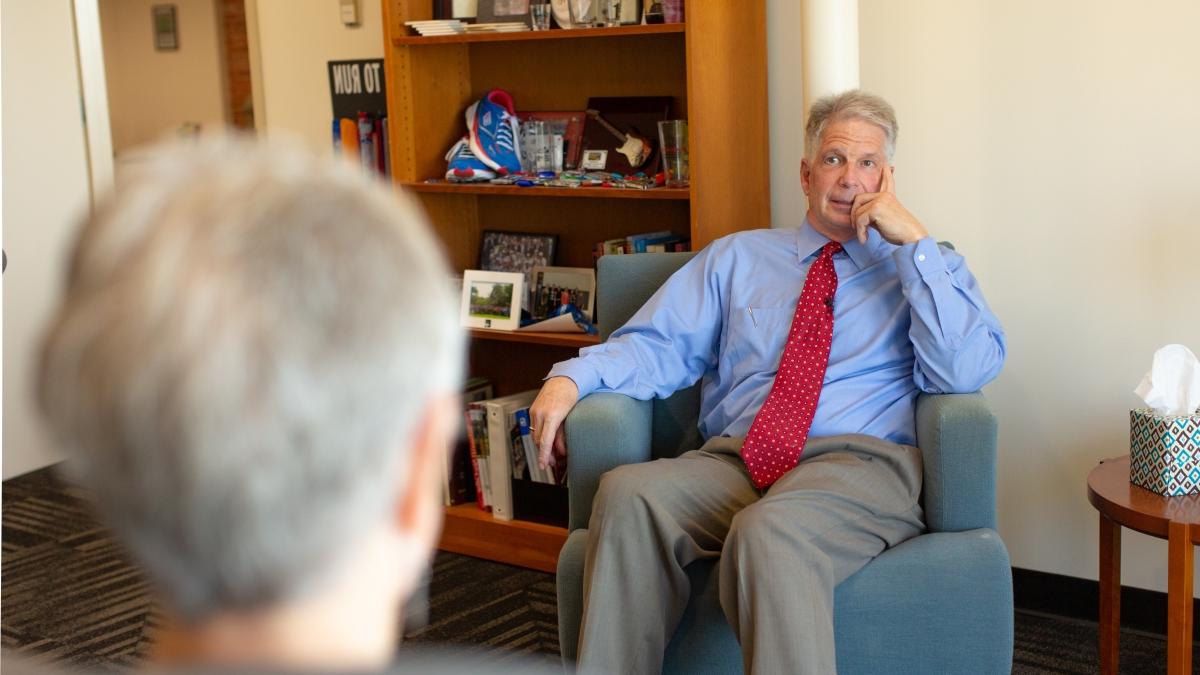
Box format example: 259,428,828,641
1087,455,1200,674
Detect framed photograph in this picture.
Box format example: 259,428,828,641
517,111,586,169
532,266,596,320
152,5,179,51
477,0,532,25
479,230,557,310
461,270,524,331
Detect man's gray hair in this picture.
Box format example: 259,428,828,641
805,89,898,161
37,137,464,621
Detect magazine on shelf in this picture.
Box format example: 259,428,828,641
484,390,538,521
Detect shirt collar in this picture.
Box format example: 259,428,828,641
796,218,888,272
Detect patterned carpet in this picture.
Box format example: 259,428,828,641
1,466,1183,673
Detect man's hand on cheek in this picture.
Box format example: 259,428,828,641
850,166,928,245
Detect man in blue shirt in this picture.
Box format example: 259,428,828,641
529,90,1005,674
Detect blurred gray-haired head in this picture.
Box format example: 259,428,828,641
805,89,898,161
37,137,463,621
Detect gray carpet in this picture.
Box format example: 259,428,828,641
1,466,1183,673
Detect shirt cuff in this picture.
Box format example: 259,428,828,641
546,358,601,399
893,236,946,285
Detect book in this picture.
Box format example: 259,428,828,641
514,408,546,483
484,390,538,521
626,230,673,251
465,402,491,511
445,377,493,506
339,117,359,161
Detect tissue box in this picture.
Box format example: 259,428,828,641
1129,408,1200,496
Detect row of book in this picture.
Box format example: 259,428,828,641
593,229,692,258
443,379,568,525
333,112,390,177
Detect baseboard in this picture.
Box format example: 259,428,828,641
1013,567,1198,640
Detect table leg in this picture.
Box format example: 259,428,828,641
1099,513,1120,675
1166,521,1193,675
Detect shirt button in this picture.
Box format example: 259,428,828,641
917,253,926,262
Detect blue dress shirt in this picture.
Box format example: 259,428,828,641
547,221,1006,446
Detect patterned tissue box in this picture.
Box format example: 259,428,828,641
1129,408,1200,496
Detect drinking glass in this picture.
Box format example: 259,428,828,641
657,120,689,188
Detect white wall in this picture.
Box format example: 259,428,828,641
851,0,1200,594
250,0,384,155
2,0,96,479
99,0,228,154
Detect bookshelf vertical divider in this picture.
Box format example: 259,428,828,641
381,0,769,571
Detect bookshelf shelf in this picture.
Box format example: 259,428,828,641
439,504,566,573
405,181,690,200
394,23,684,46
469,327,600,348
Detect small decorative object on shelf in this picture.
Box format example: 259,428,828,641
478,0,533,26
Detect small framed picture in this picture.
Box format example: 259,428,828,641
532,266,596,320
461,270,524,331
152,5,179,51
477,0,532,25
580,148,608,170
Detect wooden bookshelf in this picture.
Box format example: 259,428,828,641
382,0,769,571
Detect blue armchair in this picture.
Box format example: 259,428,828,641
556,252,1013,674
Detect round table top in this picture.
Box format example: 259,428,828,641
1087,456,1200,543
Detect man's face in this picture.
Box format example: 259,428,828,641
801,118,889,241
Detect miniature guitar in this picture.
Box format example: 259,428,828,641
585,109,652,168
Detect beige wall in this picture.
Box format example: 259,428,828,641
2,0,96,478
850,0,1200,594
250,0,384,155
99,0,228,155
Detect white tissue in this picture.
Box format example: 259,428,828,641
1134,344,1200,417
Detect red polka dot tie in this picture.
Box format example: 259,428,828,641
741,241,842,489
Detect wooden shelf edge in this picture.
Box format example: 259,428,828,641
439,503,567,573
469,327,600,348
403,181,690,200
394,23,684,46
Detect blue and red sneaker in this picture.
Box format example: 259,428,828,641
466,89,523,175
444,137,497,182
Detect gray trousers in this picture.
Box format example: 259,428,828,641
576,434,925,675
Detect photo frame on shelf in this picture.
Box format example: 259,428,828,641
618,0,642,24
479,230,557,310
477,0,532,25
461,270,524,331
532,266,596,320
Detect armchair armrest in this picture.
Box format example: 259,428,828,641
563,393,653,531
916,393,999,533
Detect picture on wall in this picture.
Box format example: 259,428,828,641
152,5,178,51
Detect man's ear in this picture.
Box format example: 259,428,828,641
394,393,459,535
800,157,811,195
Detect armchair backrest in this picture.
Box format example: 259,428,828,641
597,253,703,458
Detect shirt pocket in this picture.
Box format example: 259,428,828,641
726,306,794,370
